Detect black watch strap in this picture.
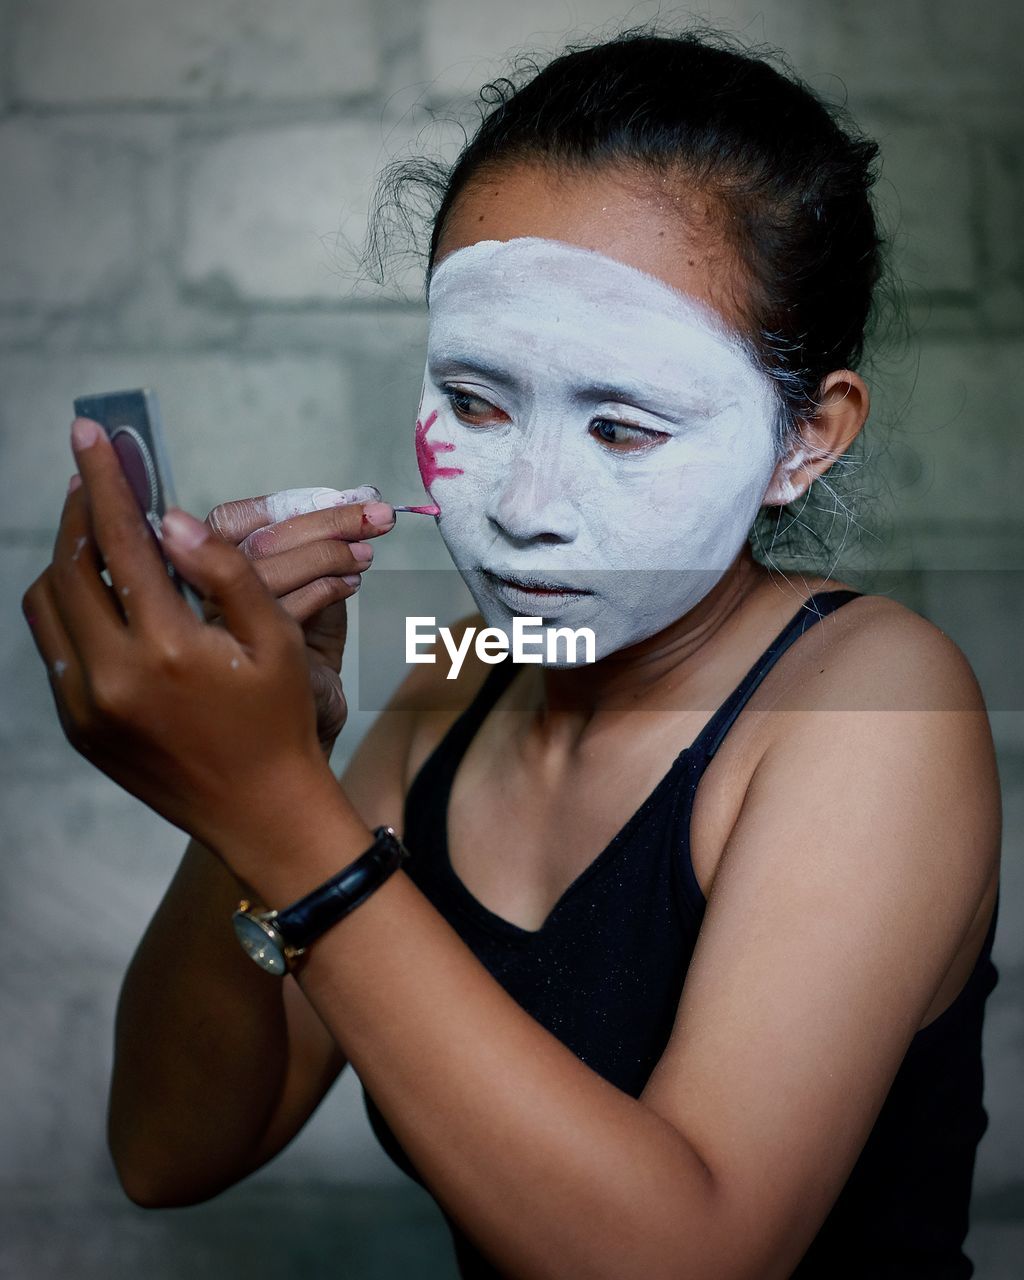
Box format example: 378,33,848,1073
273,825,409,951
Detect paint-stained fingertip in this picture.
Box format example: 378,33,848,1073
362,501,396,529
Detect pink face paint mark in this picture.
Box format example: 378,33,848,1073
415,411,463,500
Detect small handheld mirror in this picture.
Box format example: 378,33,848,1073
72,387,205,618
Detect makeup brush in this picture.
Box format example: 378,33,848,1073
392,503,441,516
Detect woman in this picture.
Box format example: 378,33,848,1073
22,30,1000,1280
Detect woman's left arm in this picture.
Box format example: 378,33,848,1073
26,423,1000,1280
276,624,1000,1280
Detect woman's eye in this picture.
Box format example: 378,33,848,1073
443,386,506,425
441,389,667,450
590,419,669,452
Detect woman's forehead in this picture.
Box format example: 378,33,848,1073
426,237,766,404
429,235,729,334
433,159,748,331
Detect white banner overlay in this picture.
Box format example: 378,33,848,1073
406,616,597,680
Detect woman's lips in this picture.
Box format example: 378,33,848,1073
484,569,590,593
482,569,592,610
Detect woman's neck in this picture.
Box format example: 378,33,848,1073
510,547,783,752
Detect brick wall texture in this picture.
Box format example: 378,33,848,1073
1,2,1021,1275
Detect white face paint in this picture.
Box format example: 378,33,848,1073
417,237,788,664
264,484,381,524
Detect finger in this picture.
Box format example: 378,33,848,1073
241,536,372,599
208,485,383,546
161,507,289,650
279,574,362,624
49,471,128,658
23,570,90,730
70,418,195,635
238,502,396,573
309,664,348,743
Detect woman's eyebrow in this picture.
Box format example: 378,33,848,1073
427,353,520,389
572,380,734,422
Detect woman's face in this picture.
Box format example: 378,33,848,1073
416,163,788,664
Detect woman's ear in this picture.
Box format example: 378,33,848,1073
762,369,871,507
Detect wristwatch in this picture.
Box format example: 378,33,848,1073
232,824,410,976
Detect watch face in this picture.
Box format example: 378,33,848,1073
233,914,287,976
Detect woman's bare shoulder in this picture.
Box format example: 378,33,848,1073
750,585,1000,889
694,584,998,899
784,588,988,716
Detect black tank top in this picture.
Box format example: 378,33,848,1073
361,589,999,1278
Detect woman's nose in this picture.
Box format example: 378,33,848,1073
485,452,580,545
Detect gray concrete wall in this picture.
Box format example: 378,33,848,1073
1,2,1021,1276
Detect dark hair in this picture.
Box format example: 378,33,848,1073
366,25,901,572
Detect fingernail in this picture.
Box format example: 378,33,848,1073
71,418,100,450
312,485,381,510
163,508,209,549
350,541,374,564
309,487,350,511
362,501,395,529
67,474,82,494
342,573,361,589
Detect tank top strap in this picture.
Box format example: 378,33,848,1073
441,654,518,754
690,588,864,765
